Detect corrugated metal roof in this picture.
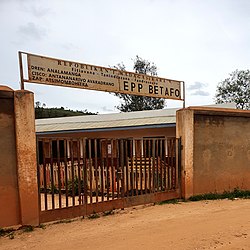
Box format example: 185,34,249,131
36,103,236,134
36,108,177,133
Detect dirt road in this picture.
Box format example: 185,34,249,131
1,199,250,250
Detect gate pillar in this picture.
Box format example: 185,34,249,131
14,90,39,226
176,109,194,199
0,86,39,227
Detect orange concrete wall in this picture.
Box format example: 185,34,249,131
177,107,250,198
0,87,21,227
193,112,250,195
0,86,39,228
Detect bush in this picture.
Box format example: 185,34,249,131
68,177,84,196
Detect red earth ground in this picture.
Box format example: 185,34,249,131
0,199,250,250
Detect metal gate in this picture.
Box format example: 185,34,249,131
37,137,181,223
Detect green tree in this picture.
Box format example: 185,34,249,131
215,69,250,110
114,56,165,112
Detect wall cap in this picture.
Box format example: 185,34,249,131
177,106,250,117
0,85,14,91
0,86,14,98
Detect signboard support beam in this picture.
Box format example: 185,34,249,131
182,81,186,108
18,52,25,90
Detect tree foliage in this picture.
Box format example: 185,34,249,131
114,56,165,112
35,102,96,119
215,69,250,110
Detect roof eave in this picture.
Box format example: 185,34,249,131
36,123,176,136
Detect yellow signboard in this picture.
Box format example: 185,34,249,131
22,52,183,100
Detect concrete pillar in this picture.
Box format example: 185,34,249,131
14,90,39,226
176,109,194,199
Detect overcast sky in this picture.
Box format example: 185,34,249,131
0,0,250,113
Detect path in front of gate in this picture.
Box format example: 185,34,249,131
1,199,250,250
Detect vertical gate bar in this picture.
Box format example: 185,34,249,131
172,139,175,189
160,139,163,191
57,140,62,209
36,139,41,212
175,138,179,190
128,140,131,193
120,140,125,198
88,139,93,204
172,139,176,189
125,140,129,197
155,140,159,192
94,139,99,203
135,140,138,196
143,139,147,193
172,139,174,189
171,139,174,189
64,139,69,207
175,138,177,189
82,138,88,205
152,139,156,193
100,140,104,202
111,139,115,200
163,139,167,191
116,140,120,198
170,139,174,189
178,137,182,192
70,139,75,206
130,140,133,195
167,139,170,189
49,139,55,210
139,140,143,194
167,139,170,190
105,139,110,201
148,140,152,193
77,139,82,205
42,140,47,210
169,139,172,189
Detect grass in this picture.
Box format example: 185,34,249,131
103,210,114,216
0,228,16,239
0,228,4,237
88,213,100,219
22,225,34,233
157,199,180,205
8,232,14,239
156,189,250,205
0,228,6,237
188,188,250,201
38,224,46,229
53,219,74,225
0,226,34,239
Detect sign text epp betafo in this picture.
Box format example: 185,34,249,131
22,52,183,100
